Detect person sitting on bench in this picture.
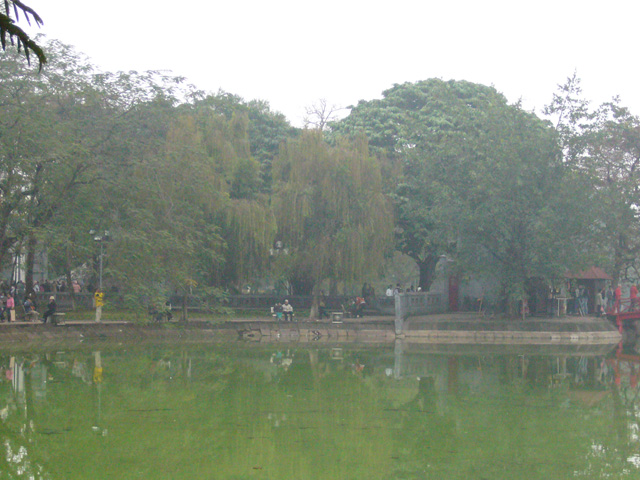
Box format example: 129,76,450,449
23,294,39,322
355,296,366,318
282,299,294,321
318,298,330,319
43,296,57,324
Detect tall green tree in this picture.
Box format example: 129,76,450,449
0,40,99,290
331,80,510,290
546,76,640,283
271,130,393,316
454,102,591,309
333,79,590,310
194,92,299,193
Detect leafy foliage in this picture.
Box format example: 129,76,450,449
547,76,640,283
333,79,591,308
0,0,45,68
272,131,393,300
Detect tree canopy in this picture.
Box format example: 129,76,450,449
332,79,591,307
272,130,393,306
0,35,636,318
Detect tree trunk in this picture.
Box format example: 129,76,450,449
65,240,76,310
66,270,76,310
24,233,37,295
289,273,315,296
417,254,440,292
309,287,319,320
182,291,188,322
329,277,338,296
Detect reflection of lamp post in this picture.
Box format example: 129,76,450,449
92,351,107,437
270,240,290,296
89,230,110,289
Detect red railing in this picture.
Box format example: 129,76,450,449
606,297,639,315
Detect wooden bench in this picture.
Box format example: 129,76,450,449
52,312,66,325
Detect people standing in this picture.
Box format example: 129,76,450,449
42,296,57,324
580,287,589,315
606,285,615,313
6,293,15,323
94,288,104,323
614,284,622,313
595,288,604,317
15,281,25,306
572,285,580,314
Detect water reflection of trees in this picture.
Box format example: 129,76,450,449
0,345,639,478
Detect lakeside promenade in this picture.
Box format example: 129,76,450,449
0,312,622,349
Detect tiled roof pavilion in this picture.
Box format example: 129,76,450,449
565,267,612,280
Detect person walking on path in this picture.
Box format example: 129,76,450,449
42,296,57,324
5,294,14,323
94,288,104,322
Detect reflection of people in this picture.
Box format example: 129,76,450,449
282,300,294,321
43,296,57,324
355,296,366,318
94,288,104,323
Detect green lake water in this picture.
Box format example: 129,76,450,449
0,341,638,479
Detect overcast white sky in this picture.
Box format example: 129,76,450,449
25,0,640,126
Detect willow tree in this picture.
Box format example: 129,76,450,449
272,130,393,316
190,109,277,289
84,98,277,310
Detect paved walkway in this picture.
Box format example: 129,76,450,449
0,314,395,326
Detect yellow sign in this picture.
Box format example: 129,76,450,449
94,291,104,307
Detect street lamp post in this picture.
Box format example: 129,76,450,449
89,230,110,289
